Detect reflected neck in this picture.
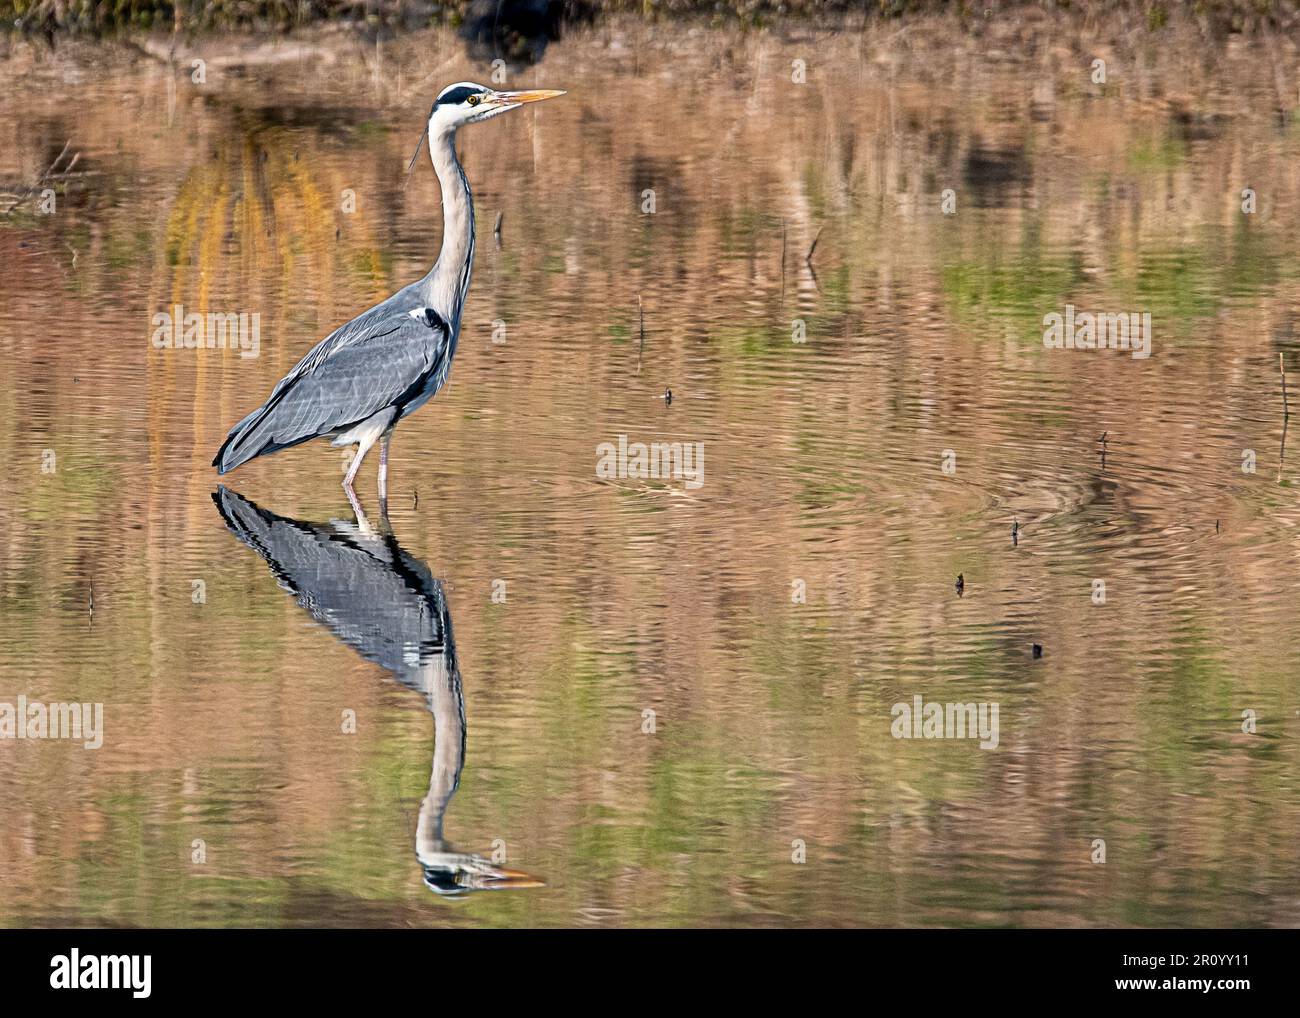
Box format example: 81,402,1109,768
423,127,475,327
414,654,465,860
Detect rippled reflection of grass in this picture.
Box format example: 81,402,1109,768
941,225,1288,342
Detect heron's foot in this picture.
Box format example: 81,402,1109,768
342,478,393,537
342,481,377,536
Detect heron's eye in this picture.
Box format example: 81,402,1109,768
467,95,481,106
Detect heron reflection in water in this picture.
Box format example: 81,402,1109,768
213,486,542,897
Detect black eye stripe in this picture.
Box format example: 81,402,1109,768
435,86,483,108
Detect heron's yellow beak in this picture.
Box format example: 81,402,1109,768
490,89,566,106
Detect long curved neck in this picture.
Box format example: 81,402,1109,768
422,127,475,327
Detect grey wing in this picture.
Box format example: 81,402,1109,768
214,305,450,473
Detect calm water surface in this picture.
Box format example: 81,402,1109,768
1,17,1299,927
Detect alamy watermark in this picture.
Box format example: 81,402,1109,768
50,950,150,998
1,696,103,749
891,695,999,750
151,303,260,358
1043,304,1151,360
596,435,704,490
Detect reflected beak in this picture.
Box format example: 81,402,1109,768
489,89,566,108
470,866,546,891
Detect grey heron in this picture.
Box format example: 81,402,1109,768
212,83,565,506
213,486,544,896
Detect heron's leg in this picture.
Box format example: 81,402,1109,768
343,448,364,491
344,433,377,496
378,432,392,507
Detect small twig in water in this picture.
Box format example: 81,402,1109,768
1281,352,1290,420
805,226,823,265
1280,416,1289,485
780,219,787,302
637,294,645,369
41,140,71,182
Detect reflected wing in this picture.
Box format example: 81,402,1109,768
212,486,449,688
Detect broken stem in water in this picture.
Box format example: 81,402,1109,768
806,225,823,265
1282,352,1290,420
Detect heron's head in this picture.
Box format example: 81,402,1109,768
405,81,565,184
428,80,565,133
421,852,545,898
